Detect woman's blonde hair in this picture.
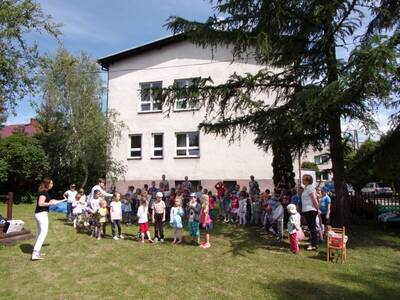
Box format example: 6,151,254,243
200,194,209,209
175,196,182,206
140,196,147,206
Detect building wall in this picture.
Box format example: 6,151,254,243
107,40,277,191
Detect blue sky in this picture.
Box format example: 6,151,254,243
6,0,214,124
5,0,393,140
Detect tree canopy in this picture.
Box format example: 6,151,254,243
36,49,126,190
0,0,60,122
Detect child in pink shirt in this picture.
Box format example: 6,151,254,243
199,194,213,249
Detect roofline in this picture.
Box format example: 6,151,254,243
97,34,187,70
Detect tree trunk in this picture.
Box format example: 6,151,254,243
328,115,350,227
324,19,350,227
81,163,88,189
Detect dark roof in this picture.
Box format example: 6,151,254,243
97,34,186,70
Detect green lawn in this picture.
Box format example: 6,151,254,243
1,203,399,300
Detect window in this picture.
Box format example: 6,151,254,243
152,133,163,158
139,81,162,112
174,78,200,111
314,154,330,165
175,132,200,157
129,134,142,159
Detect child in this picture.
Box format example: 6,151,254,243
222,192,231,223
238,191,247,226
187,193,201,244
72,192,84,229
214,181,225,218
319,188,331,235
152,192,166,243
271,199,284,242
287,204,301,254
170,197,184,244
137,197,153,243
122,194,132,225
110,192,123,240
207,191,215,220
199,194,212,248
87,190,101,238
230,192,239,223
98,200,108,240
251,194,261,225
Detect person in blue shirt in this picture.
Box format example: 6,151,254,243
319,188,331,227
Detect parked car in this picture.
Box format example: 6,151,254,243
361,182,393,196
319,181,355,196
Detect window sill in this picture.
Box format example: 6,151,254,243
173,108,200,113
127,157,142,160
150,157,163,160
174,156,200,159
138,110,162,114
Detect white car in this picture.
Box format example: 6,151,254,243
361,182,393,196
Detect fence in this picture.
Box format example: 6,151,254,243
350,193,400,219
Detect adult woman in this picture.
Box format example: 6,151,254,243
32,178,57,260
301,174,319,251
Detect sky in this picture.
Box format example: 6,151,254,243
5,0,394,140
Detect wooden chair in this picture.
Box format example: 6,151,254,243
326,226,347,263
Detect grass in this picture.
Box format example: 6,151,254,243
1,203,400,300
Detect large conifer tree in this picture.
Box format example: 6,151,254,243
162,0,399,226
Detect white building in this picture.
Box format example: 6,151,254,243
98,34,304,192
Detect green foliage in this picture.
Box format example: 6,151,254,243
272,143,295,188
0,0,60,122
36,48,126,190
0,133,49,194
347,126,400,191
346,139,380,190
301,161,319,171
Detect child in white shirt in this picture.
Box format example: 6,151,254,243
110,192,123,240
137,196,153,243
238,191,247,225
287,204,301,254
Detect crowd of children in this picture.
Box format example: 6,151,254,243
64,175,331,253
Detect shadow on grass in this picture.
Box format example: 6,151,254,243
212,223,289,256
259,266,400,300
19,243,49,254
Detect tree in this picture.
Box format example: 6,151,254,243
36,49,126,189
0,133,49,193
163,0,399,226
0,0,59,122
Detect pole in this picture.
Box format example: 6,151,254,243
7,192,13,220
298,151,302,187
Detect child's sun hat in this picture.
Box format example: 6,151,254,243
287,204,297,214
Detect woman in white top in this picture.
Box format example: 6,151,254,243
301,174,319,250
88,178,113,202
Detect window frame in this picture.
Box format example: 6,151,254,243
173,78,200,112
175,131,200,158
139,81,163,113
128,134,142,159
151,133,164,159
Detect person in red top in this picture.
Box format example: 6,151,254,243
214,181,225,219
230,193,239,223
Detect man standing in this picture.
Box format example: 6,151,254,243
182,176,192,209
64,184,77,223
249,175,260,200
159,174,170,192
